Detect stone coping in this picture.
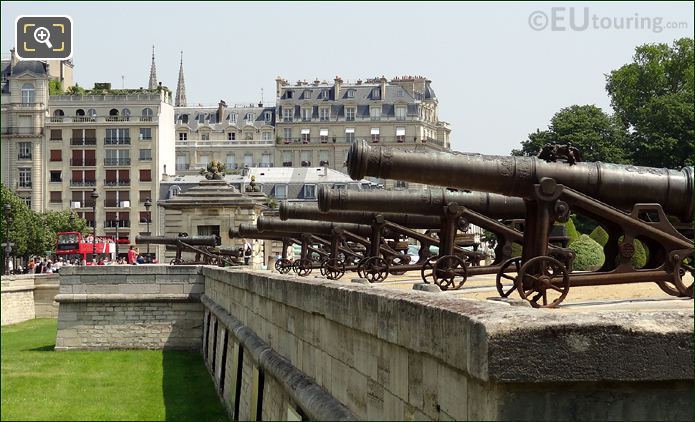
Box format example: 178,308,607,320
203,267,694,384
55,293,201,303
59,265,203,276
202,295,357,421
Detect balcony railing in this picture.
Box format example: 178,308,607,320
104,137,131,145
104,201,131,208
48,115,158,124
104,158,131,166
106,116,131,122
2,127,43,136
104,220,130,228
17,154,32,160
70,137,97,146
70,159,97,166
50,178,62,183
50,136,63,141
70,201,96,208
17,182,32,189
282,161,292,167
70,180,97,187
139,156,152,161
104,179,131,186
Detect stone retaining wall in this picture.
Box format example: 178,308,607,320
1,274,59,325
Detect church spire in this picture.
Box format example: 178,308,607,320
175,51,187,107
148,45,158,90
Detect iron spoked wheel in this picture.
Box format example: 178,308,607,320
275,258,292,274
432,255,467,291
292,258,313,277
496,257,522,298
388,254,411,275
665,251,694,298
321,258,346,280
420,255,439,284
356,257,370,278
360,257,389,283
516,256,570,308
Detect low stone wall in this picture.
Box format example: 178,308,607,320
54,266,204,350
1,273,59,325
202,268,693,421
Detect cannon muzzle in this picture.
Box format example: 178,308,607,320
257,216,373,237
347,140,694,221
135,235,219,246
318,186,525,219
280,201,441,228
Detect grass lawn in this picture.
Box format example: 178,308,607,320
1,319,229,421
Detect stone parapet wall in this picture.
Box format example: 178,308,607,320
54,265,204,350
1,274,59,325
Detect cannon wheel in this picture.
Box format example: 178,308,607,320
419,255,439,284
516,256,570,308
388,254,411,275
496,257,522,298
356,257,370,278
432,255,467,291
275,258,292,274
665,251,694,298
293,258,313,277
321,258,346,280
359,257,389,283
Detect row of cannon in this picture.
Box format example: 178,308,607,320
230,141,694,308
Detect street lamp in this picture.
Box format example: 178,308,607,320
3,204,11,275
90,189,99,263
144,198,152,256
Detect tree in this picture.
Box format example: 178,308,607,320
606,38,694,168
1,183,35,259
513,105,629,163
40,210,89,253
49,79,63,95
65,83,86,95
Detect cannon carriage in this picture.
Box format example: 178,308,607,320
346,140,694,307
134,234,237,266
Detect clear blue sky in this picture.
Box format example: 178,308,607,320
2,1,693,155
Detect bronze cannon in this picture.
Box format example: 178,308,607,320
134,234,228,266
346,141,694,307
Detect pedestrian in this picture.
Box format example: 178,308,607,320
286,244,295,263
127,245,137,265
243,238,252,265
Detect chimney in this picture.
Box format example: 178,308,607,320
379,76,387,100
275,76,287,98
217,100,227,122
313,78,320,86
334,76,342,99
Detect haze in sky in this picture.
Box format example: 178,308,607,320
2,1,692,155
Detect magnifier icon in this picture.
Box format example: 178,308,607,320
33,27,53,49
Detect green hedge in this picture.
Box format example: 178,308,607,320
565,218,580,244
589,226,609,247
618,236,648,269
568,234,605,271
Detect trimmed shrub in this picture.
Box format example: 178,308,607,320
568,234,605,271
565,218,580,244
589,226,609,247
617,236,648,269
511,242,523,257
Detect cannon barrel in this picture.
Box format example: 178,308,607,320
233,224,295,241
318,186,526,219
135,235,219,246
280,201,441,228
347,140,695,222
257,216,374,237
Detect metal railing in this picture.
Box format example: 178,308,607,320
139,156,152,161
275,136,435,145
70,137,97,146
104,179,131,186
70,180,97,187
17,182,32,188
104,137,131,145
17,154,32,160
104,220,130,228
104,158,131,166
2,127,43,136
70,201,96,208
104,201,131,208
48,115,158,123
70,159,97,166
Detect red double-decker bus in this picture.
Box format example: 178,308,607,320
56,232,115,265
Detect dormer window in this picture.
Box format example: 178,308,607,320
245,112,255,124
229,113,237,123
372,88,380,99
304,89,312,99
320,89,329,99
286,90,294,99
264,111,272,123
346,89,355,98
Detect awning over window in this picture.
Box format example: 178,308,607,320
396,128,406,136
320,129,328,136
370,128,380,135
345,128,355,134
301,128,310,134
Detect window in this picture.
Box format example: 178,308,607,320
245,113,255,124
21,197,31,208
201,133,210,140
301,108,312,122
21,83,35,103
178,132,188,141
261,131,272,141
261,153,272,167
122,108,131,120
140,211,152,224
18,115,32,134
282,108,293,122
197,225,221,237
346,107,356,121
264,111,272,123
244,154,253,168
370,107,381,120
286,90,293,99
19,168,31,187
396,127,406,143
176,155,189,171
139,169,152,182
50,149,62,161
105,128,130,144
395,180,408,189
320,89,329,99
346,89,355,98
282,151,292,166
397,89,404,97
243,131,253,140
50,191,62,203
50,129,62,140
274,184,288,199
396,106,406,121
50,171,62,183
87,109,97,119
371,88,380,99
303,89,312,99
371,128,380,143
319,107,329,121
104,149,129,165
283,128,292,142
227,132,236,140
320,129,329,143
139,191,152,203
199,155,209,166
229,113,237,124
141,108,154,121
345,128,355,143
304,184,317,199
18,142,32,159
300,151,311,167
319,150,329,166
226,154,236,169
301,129,310,143
139,149,152,161
139,128,152,140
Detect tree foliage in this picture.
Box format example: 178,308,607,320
564,218,580,244
606,38,694,168
48,79,63,95
512,105,629,163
